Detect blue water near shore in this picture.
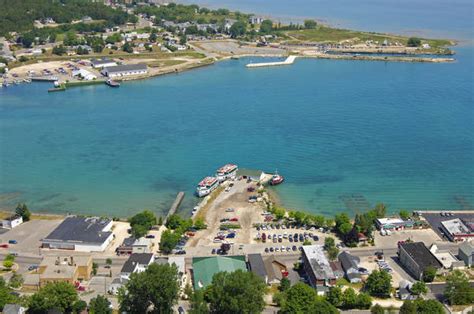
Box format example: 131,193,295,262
0,0,473,217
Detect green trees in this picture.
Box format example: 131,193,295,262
159,230,181,254
194,217,207,230
279,277,291,292
259,19,273,33
400,299,444,314
119,263,179,314
365,270,392,298
410,281,428,296
8,273,23,289
326,286,343,307
327,287,372,310
28,282,79,313
207,270,266,313
444,270,474,305
407,37,422,47
356,292,373,309
279,283,338,314
399,210,410,220
2,254,15,270
72,300,87,314
324,237,339,260
52,45,67,56
229,21,247,38
370,304,385,314
15,203,31,221
128,210,157,238
189,289,208,314
422,266,437,283
89,295,112,314
304,19,317,29
0,278,18,311
122,42,134,53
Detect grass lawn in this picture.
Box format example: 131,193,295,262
285,26,453,48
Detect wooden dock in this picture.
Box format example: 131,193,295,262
165,192,185,223
246,55,297,68
31,76,59,82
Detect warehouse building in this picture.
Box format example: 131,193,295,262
42,216,114,252
398,242,442,280
101,63,148,78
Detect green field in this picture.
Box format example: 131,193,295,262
285,26,453,48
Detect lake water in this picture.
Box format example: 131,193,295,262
0,1,472,217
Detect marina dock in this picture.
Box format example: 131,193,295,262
246,55,297,68
165,191,185,223
31,76,59,82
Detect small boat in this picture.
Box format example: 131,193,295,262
2,81,8,88
53,80,60,88
269,171,284,186
106,79,120,87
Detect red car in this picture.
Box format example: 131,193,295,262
229,217,239,222
0,244,8,248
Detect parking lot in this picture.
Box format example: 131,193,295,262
374,228,442,249
0,219,63,256
422,211,474,240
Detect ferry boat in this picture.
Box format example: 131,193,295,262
196,176,219,197
269,172,284,186
106,79,120,87
216,164,238,182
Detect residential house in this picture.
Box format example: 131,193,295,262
398,242,442,280
329,261,344,279
2,214,23,229
72,68,97,81
338,251,362,283
249,16,264,25
116,237,136,255
120,253,155,279
458,241,473,266
429,244,464,270
398,280,416,300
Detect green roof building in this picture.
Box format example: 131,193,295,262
192,255,247,289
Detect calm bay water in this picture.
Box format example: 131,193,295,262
0,1,473,217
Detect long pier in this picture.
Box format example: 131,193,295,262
246,55,297,68
31,76,59,82
165,191,185,223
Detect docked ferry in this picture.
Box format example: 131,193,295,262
196,176,219,197
216,164,238,182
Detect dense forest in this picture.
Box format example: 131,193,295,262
0,0,136,36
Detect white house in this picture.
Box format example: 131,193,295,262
2,214,23,229
101,64,148,78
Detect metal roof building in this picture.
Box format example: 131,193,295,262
192,256,246,289
42,216,113,252
301,245,336,290
101,63,148,78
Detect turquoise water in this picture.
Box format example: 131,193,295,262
0,0,473,217
179,0,474,41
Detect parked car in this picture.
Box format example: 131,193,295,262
8,240,17,244
211,248,216,254
145,235,155,239
264,247,269,253
28,265,39,271
292,246,297,251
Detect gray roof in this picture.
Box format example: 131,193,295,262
400,242,442,270
302,245,336,281
248,254,267,280
338,251,360,272
91,58,114,65
459,241,473,256
3,304,24,314
43,216,112,245
103,63,147,74
347,272,362,281
121,237,136,247
121,253,154,273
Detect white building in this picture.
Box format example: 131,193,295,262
120,253,155,279
72,68,97,81
90,58,117,68
441,218,474,242
2,214,23,229
42,216,114,252
101,64,148,78
132,238,152,254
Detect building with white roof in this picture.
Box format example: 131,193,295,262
440,218,474,242
375,218,414,230
72,68,97,81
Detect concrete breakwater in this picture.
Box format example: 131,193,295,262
246,55,297,68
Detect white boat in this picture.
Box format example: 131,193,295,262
196,176,219,197
216,164,238,182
